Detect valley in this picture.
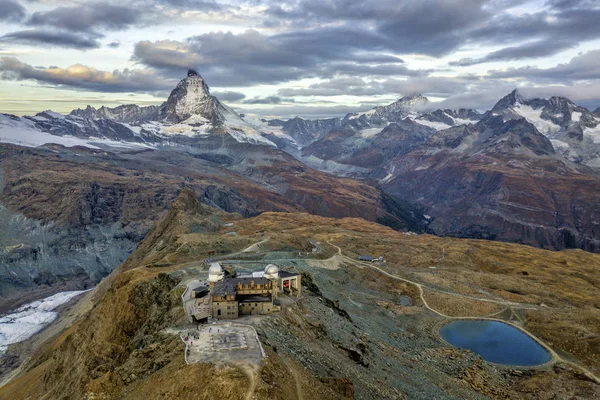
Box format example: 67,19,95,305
1,190,599,399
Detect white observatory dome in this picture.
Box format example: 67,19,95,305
208,262,224,283
264,264,279,279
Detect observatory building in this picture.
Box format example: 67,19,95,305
186,263,302,322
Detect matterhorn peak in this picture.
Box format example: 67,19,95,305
154,70,223,123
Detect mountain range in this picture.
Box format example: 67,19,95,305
1,69,600,308
2,68,600,400
0,70,426,310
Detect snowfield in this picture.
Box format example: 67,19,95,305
0,290,89,354
513,103,561,135
0,114,153,150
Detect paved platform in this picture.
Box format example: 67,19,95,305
181,322,265,366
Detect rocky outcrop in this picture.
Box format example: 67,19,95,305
341,94,429,130
303,119,436,170
281,117,342,145
69,104,159,124
380,116,600,252
151,69,230,124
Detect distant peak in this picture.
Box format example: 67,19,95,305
385,94,428,111
401,94,427,100
187,69,199,77
507,89,526,104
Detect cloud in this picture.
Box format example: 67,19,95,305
488,49,600,81
132,40,203,70
450,40,576,66
131,30,419,87
0,0,25,22
242,96,294,105
278,76,470,98
153,0,222,10
28,3,140,33
434,80,600,112
211,90,246,102
0,57,175,92
1,30,101,49
266,0,490,56
234,103,370,119
108,41,121,48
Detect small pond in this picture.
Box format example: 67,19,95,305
439,320,551,366
398,296,412,306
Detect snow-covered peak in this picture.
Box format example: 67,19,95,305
157,71,215,124
391,94,429,110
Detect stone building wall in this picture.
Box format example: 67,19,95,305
212,300,238,319
239,301,273,316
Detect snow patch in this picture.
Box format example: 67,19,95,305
183,114,210,125
550,139,570,152
513,104,561,135
160,123,211,137
571,112,582,123
414,119,451,131
0,290,88,354
358,127,382,138
584,125,600,144
0,114,152,150
380,173,394,183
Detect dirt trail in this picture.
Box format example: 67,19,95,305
283,358,304,400
327,241,600,385
237,363,258,400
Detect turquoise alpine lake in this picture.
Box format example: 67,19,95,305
439,320,551,366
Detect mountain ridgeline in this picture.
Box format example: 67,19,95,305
0,71,429,310
1,71,600,311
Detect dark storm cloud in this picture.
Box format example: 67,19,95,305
0,0,25,22
545,0,599,10
28,3,140,33
450,40,576,66
211,90,246,102
266,0,490,56
469,7,600,47
266,0,600,58
1,30,101,49
0,57,175,92
131,30,419,87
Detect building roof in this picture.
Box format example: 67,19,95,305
211,277,272,297
279,270,300,278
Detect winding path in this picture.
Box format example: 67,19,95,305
326,241,600,385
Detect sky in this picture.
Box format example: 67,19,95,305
1,0,600,118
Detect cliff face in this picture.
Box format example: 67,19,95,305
381,117,600,252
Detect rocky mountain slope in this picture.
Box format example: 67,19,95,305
0,73,429,309
1,191,599,399
380,115,600,252
293,91,600,252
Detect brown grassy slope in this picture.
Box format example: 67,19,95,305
0,192,343,400
231,212,600,372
